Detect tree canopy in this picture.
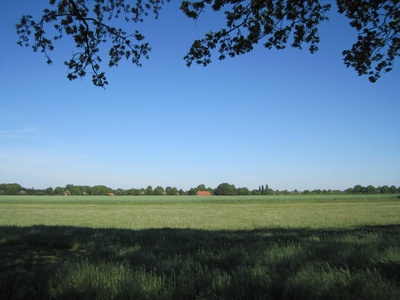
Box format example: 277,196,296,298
17,0,399,87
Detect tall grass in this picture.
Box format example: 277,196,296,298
1,225,399,299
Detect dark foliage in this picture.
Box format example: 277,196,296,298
16,1,399,87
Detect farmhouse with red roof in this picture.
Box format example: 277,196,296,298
196,191,212,196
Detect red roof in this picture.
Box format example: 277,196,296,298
196,191,211,196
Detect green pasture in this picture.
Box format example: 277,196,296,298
0,194,399,229
1,195,400,299
0,195,400,230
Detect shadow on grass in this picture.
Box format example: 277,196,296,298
1,225,400,299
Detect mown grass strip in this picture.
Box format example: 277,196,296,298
1,195,399,230
0,194,398,205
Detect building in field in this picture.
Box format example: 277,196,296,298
196,191,212,196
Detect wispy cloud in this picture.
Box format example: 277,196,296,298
0,146,136,189
0,127,41,139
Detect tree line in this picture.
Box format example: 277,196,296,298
0,183,399,196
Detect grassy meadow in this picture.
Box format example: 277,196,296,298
1,194,400,299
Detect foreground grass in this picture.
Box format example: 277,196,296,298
1,225,400,299
1,195,399,299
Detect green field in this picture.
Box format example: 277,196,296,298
1,195,400,299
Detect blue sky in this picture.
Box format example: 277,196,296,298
1,1,399,191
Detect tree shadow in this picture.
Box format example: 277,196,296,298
1,225,400,299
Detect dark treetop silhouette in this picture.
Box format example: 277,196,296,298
16,0,399,87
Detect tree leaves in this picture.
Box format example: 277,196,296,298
182,1,331,66
16,0,168,87
16,1,399,87
337,0,399,82
182,0,398,82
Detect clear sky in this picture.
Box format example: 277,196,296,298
1,1,399,191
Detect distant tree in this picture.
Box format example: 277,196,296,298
90,185,111,195
16,1,400,87
80,186,91,195
166,187,178,195
165,186,172,195
66,184,83,195
237,187,250,195
54,186,64,195
1,183,22,195
45,187,54,195
367,185,377,194
353,185,364,194
215,183,236,196
380,185,390,194
261,184,274,195
127,188,139,195
145,185,153,195
19,190,28,195
267,188,275,195
187,187,198,195
173,187,179,195
115,188,127,195
389,185,398,194
195,184,205,191
153,186,165,195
